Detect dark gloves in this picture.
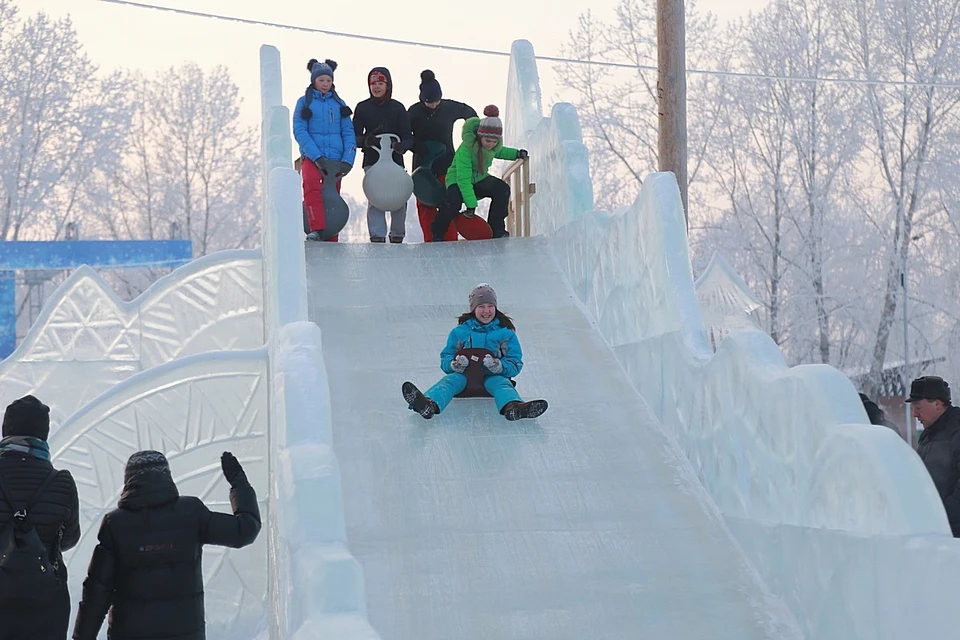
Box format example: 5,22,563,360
364,135,379,148
462,207,476,218
338,161,352,176
391,139,405,153
221,451,247,487
516,149,529,160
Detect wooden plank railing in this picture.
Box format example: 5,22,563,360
502,157,535,237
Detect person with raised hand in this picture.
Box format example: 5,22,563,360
72,450,261,640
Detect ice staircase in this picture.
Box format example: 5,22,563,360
1,38,959,640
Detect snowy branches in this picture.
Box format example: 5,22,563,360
556,0,960,389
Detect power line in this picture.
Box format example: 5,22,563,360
101,0,960,90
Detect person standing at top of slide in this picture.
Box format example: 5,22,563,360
408,70,477,241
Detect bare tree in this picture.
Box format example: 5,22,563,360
834,0,960,395
0,6,130,241
553,0,724,211
87,64,260,298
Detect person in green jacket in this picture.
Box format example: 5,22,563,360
430,105,528,241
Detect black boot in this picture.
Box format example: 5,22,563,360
402,382,439,419
502,399,548,421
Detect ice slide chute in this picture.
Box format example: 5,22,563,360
304,237,802,638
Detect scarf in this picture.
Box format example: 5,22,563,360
0,435,51,461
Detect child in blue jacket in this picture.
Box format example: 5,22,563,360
401,283,548,421
292,58,356,242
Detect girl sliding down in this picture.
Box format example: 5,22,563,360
401,283,548,421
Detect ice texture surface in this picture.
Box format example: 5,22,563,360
304,238,802,640
0,251,263,435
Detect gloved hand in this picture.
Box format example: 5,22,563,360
462,207,476,219
364,134,379,148
221,451,246,487
338,161,352,176
451,355,469,373
483,354,503,374
391,139,405,152
516,149,529,160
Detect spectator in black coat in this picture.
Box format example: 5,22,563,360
353,66,414,243
408,70,477,241
858,392,903,439
71,450,261,640
908,376,960,536
0,395,80,640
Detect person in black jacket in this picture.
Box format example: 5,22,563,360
0,395,80,640
858,392,903,439
909,376,960,536
71,450,261,640
408,70,477,241
353,66,414,243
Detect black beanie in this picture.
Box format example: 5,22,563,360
2,395,51,441
419,69,442,102
124,450,172,484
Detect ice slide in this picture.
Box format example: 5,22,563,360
1,37,959,640
305,237,799,639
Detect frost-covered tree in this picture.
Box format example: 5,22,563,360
97,64,260,256
88,63,260,297
553,0,724,211
832,0,960,396
0,1,130,241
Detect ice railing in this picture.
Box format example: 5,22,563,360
259,46,380,640
505,38,960,640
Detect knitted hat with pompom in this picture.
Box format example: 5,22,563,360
419,69,442,102
308,58,337,82
477,105,503,139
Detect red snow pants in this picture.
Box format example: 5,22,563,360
417,174,458,242
302,158,343,243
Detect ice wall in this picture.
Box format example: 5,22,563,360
259,44,381,640
504,38,960,639
0,250,263,433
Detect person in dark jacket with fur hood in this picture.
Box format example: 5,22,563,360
71,450,261,640
353,66,415,243
0,395,81,640
408,70,477,241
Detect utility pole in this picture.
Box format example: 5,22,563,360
657,0,689,227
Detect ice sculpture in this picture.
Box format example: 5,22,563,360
0,251,264,435
694,252,763,350
505,38,960,640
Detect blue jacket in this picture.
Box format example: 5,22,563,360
293,89,357,165
439,318,522,378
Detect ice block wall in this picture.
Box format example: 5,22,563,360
259,44,381,640
503,38,960,640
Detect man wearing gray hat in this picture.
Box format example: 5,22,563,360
908,376,960,536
